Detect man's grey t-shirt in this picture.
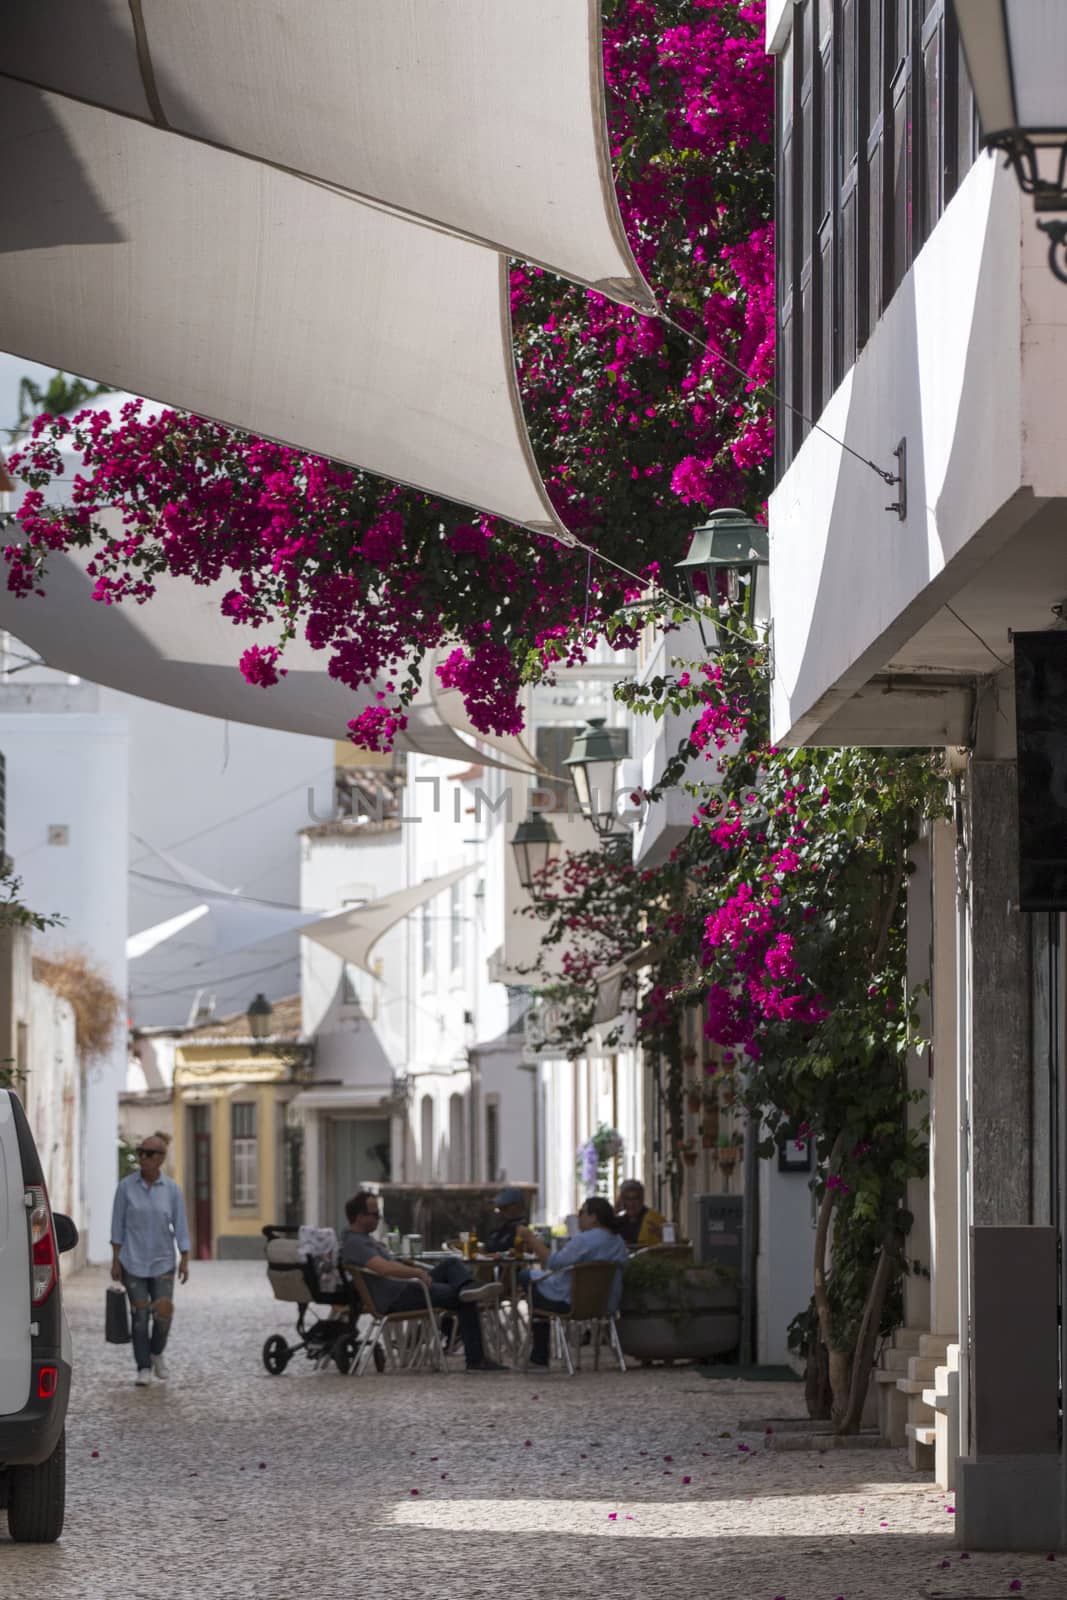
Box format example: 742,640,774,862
341,1231,403,1313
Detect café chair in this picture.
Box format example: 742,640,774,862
344,1265,448,1375
521,1261,627,1376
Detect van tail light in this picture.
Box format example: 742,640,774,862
37,1367,58,1399
26,1184,57,1306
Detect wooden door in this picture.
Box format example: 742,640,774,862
191,1104,213,1259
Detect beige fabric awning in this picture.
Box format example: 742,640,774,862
3,0,651,305
593,944,658,1026
1,3,653,541
301,863,477,975
0,400,543,769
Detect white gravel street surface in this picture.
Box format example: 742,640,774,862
2,1262,1061,1599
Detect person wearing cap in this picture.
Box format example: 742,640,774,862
483,1186,527,1254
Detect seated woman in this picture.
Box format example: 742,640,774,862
516,1196,629,1367
615,1179,666,1249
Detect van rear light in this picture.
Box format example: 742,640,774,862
26,1184,57,1306
37,1367,58,1399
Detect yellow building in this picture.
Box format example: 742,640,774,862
170,997,310,1259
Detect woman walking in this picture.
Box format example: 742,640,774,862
110,1135,190,1386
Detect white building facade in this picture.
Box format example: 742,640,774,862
766,0,1066,1549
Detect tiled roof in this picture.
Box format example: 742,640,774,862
183,994,303,1042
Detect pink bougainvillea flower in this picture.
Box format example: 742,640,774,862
409,1489,419,1497
607,1513,618,1522
1009,1583,1022,1593
682,1476,692,1485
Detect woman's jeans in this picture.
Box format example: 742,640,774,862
122,1271,175,1370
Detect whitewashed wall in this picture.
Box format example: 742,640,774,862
26,980,80,1227
768,158,1067,743
0,692,128,1259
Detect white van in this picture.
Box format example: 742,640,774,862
0,1088,78,1543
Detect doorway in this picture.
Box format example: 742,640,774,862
189,1103,213,1259
327,1118,391,1233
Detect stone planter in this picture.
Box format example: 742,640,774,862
619,1308,740,1363
619,1260,740,1364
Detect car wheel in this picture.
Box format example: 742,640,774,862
262,1334,291,1375
7,1429,65,1543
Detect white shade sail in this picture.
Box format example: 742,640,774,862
0,1,654,544
0,416,543,767
126,903,209,961
0,3,650,739
3,0,651,306
0,82,560,537
127,872,327,964
301,863,476,975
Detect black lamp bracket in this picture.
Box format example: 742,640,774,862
884,438,907,520
987,133,1067,285
1037,218,1067,285
988,132,1067,206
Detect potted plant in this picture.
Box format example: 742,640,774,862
715,1131,744,1170
619,1252,740,1364
718,1073,738,1108
686,1085,702,1114
677,1135,698,1167
575,1124,625,1193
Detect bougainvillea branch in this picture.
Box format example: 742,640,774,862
3,1,773,748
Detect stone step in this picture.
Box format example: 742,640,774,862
907,1422,936,1447
889,1327,923,1353
881,1348,912,1373
906,1355,939,1382
918,1333,953,1359
922,1386,949,1411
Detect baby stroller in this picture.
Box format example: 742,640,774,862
261,1224,384,1375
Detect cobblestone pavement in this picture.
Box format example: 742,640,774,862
2,1262,1061,1599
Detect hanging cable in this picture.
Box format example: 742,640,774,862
656,308,899,488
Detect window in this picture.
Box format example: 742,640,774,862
421,903,433,979
534,723,584,811
776,0,978,478
485,1099,500,1184
420,1094,436,1182
449,882,463,973
448,1092,466,1182
230,1101,258,1207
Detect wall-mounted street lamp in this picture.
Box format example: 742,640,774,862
955,2,1067,281
510,812,562,892
674,507,769,651
564,718,630,838
247,991,273,1050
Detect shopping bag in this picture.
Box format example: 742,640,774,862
105,1284,131,1344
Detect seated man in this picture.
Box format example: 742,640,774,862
483,1186,528,1254
516,1196,630,1367
615,1179,666,1250
341,1190,505,1373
